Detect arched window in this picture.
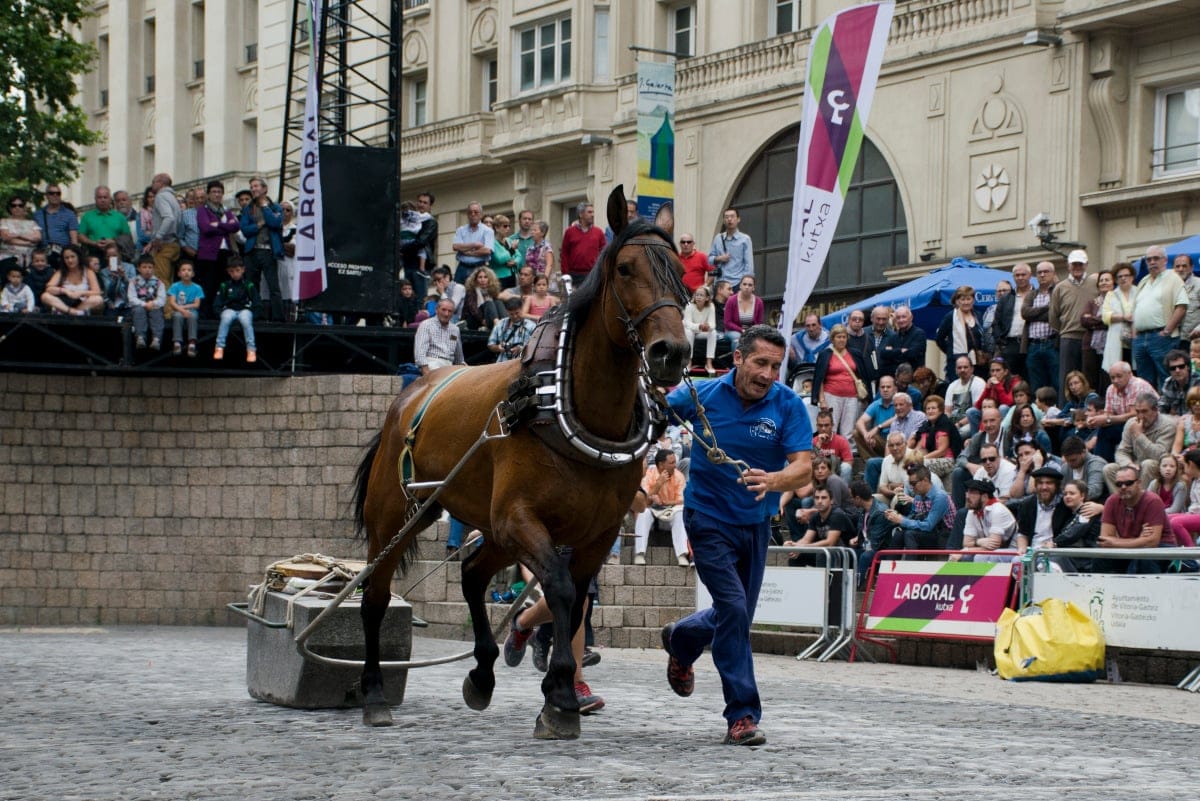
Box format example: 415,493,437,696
729,125,908,300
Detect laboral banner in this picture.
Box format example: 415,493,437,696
294,0,328,301
865,560,1013,640
779,2,894,368
635,60,675,221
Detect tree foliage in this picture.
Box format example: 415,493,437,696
0,0,99,202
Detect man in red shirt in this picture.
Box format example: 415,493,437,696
560,201,607,278
813,409,853,483
1098,464,1174,574
678,233,712,292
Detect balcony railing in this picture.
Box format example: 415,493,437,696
402,0,428,9
889,0,1012,44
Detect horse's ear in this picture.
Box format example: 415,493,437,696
607,185,628,239
654,201,674,239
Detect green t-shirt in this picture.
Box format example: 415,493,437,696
78,209,131,243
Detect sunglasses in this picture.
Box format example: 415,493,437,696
1113,479,1136,488
982,456,998,463
45,190,61,196
679,239,693,244
8,202,23,209
1170,364,1189,371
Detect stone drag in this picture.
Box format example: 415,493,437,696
1,626,1195,801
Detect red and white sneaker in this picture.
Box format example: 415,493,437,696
574,681,604,715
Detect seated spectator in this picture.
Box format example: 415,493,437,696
783,486,851,567
1,262,36,313
1012,464,1074,553
893,363,923,405
811,409,853,484
910,366,939,405
127,254,166,350
632,450,690,567
909,395,961,481
1085,361,1157,461
521,274,559,321
1002,403,1052,460
888,392,927,443
781,455,854,540
950,406,1005,508
854,375,897,459
430,265,466,320
1146,453,1187,513
1008,440,1062,499
1158,349,1199,416
1099,464,1176,573
1101,391,1176,494
460,266,504,332
1051,479,1103,571
1058,435,1107,501
24,249,54,308
396,279,424,328
723,275,763,348
999,382,1040,434
212,258,260,363
1167,450,1200,548
883,464,957,553
945,355,985,438
866,431,910,505
969,356,1021,431
968,443,1018,500
956,478,1019,562
1171,385,1200,455
41,245,103,316
849,480,892,586
488,297,535,363
682,285,718,375
1044,370,1100,444
98,248,130,317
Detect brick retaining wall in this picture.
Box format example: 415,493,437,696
0,373,402,626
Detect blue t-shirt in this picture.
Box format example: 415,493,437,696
168,281,205,309
667,372,812,525
863,397,895,429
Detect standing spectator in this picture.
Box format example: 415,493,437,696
77,185,131,263
33,184,78,258
127,255,166,349
1175,253,1200,345
142,173,182,285
212,258,260,362
508,210,536,260
935,286,984,382
1131,244,1187,389
278,200,297,319
706,207,753,286
1102,261,1137,370
980,280,1009,364
450,201,493,284
176,187,202,262
166,261,204,357
811,324,869,442
661,326,812,747
488,214,522,289
113,190,137,222
683,285,718,375
41,245,102,316
678,233,712,292
238,177,284,322
134,186,156,252
559,201,606,280
399,199,435,299
862,305,893,380
723,275,763,348
880,305,926,378
0,195,42,268
790,313,831,365
1050,250,1098,393
845,309,869,357
413,297,465,374
1099,465,1175,573
1080,268,1114,393
414,192,438,270
196,180,240,318
487,297,535,362
1022,261,1059,394
523,221,555,285
993,262,1033,379
1,263,36,313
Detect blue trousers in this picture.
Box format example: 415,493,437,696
1026,339,1059,394
671,508,771,726
1132,332,1173,391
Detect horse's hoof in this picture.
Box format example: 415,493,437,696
363,703,394,727
533,702,581,740
462,675,493,711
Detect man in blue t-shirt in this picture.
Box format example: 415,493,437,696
661,325,813,747
853,374,897,458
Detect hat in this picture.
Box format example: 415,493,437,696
1030,464,1063,480
964,478,996,495
1067,249,1088,265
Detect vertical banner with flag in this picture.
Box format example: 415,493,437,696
293,0,328,301
779,2,894,367
635,60,676,221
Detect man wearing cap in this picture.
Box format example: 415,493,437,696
1101,391,1176,494
1012,464,1074,551
957,478,1019,561
1050,250,1098,396
1132,244,1187,390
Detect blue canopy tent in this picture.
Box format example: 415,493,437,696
819,258,1020,335
1134,233,1200,280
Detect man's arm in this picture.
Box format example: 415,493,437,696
741,450,813,501
901,492,950,532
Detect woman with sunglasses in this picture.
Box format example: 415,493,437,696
0,196,42,268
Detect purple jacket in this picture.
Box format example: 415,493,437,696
196,204,241,262
723,294,764,333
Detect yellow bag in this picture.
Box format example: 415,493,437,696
994,599,1105,682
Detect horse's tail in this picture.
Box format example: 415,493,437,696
352,430,382,540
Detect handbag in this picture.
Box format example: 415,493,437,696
834,349,869,401
650,505,679,523
994,599,1105,682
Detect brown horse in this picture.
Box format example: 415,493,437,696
351,186,690,738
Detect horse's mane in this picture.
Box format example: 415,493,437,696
563,219,689,326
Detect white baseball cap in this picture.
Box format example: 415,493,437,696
1067,249,1088,264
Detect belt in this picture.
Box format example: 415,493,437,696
1136,328,1163,334
1028,336,1057,343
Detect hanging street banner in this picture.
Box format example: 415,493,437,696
635,60,676,221
779,2,894,369
294,0,328,301
865,559,1014,641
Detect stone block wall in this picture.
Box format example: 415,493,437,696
0,373,404,626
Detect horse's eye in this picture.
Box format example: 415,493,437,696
617,263,632,277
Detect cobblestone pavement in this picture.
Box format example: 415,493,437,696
2,626,1197,801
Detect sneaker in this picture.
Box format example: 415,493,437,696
173,342,182,356
213,346,224,360
135,336,147,350
723,715,766,746
246,349,257,364
581,647,601,668
531,632,550,673
677,553,691,567
149,338,161,351
574,681,605,715
662,623,694,697
187,342,197,358
503,618,533,667
634,553,647,565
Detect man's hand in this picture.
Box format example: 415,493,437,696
740,468,776,501
885,509,903,525
1127,418,1143,438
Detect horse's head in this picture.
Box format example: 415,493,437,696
590,185,691,386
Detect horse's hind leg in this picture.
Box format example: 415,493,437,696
460,540,510,711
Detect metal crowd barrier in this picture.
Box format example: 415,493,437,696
765,546,859,662
1024,546,1200,692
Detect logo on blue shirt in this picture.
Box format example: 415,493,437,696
749,418,778,441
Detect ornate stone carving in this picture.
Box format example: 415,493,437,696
144,108,156,141
471,8,498,52
243,81,258,115
402,31,427,69
968,86,1024,142
974,164,1011,212
193,94,205,129
1086,32,1129,189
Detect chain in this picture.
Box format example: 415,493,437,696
643,370,751,480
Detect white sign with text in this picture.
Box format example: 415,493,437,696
696,566,827,627
1031,573,1200,651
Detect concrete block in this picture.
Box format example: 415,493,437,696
246,590,411,709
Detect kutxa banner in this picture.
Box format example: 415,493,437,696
779,2,894,368
635,60,676,221
865,559,1014,641
293,0,328,301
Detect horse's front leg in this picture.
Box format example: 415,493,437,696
460,540,509,711
532,547,583,739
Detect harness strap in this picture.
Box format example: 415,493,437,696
397,367,471,484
